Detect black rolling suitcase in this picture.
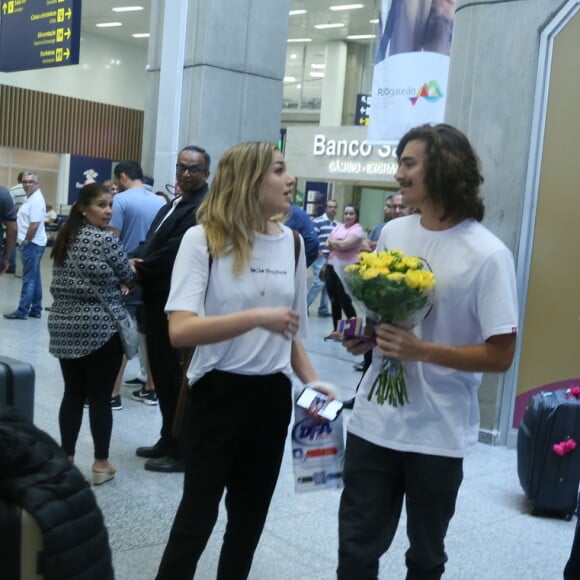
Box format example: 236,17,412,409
0,356,35,422
517,388,580,519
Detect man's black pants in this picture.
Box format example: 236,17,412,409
338,433,463,580
143,298,183,458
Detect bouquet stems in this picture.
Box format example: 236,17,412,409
367,358,409,407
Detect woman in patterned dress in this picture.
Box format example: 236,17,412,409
48,183,133,485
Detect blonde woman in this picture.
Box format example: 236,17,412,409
156,142,332,579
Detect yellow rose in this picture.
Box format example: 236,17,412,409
419,271,436,290
345,264,359,273
402,257,422,270
404,270,422,289
387,272,405,283
361,267,381,280
358,252,377,267
376,251,395,268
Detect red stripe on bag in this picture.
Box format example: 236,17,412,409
306,447,338,458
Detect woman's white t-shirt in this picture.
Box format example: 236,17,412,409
166,224,308,386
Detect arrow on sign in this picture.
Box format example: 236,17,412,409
65,28,71,39
64,48,70,59
66,8,72,19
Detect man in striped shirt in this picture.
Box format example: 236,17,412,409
306,199,339,317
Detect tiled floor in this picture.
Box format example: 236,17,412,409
0,254,576,579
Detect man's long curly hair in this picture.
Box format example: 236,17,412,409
396,124,485,223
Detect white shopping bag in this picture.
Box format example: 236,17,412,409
291,401,344,493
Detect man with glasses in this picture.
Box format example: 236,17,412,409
130,146,210,473
367,191,409,250
307,199,339,317
4,172,47,320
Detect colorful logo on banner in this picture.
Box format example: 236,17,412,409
409,80,444,106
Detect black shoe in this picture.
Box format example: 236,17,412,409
144,456,185,473
136,442,167,459
125,377,146,385
5,266,15,274
29,311,42,319
353,361,366,372
3,311,27,320
342,397,355,410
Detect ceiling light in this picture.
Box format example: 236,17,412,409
314,23,345,30
369,18,379,24
347,34,376,39
96,22,123,28
132,33,150,38
290,53,298,59
284,76,297,83
310,72,325,78
297,84,302,89
311,63,326,69
289,9,307,16
287,38,312,43
330,4,364,11
112,6,144,12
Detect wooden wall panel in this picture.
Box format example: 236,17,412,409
0,84,143,160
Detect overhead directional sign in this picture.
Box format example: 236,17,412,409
0,0,81,72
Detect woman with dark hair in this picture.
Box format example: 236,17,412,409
48,183,133,485
324,203,365,338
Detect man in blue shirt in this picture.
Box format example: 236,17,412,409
108,161,165,410
368,191,408,250
284,203,318,267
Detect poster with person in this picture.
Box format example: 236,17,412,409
368,0,456,143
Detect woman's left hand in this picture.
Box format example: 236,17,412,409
119,283,131,296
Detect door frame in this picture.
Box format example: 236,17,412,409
503,0,580,447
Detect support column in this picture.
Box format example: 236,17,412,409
142,0,291,180
320,41,348,127
444,0,564,443
150,0,188,194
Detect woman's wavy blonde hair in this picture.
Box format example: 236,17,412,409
196,141,282,275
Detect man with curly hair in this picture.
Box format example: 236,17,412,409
338,124,519,579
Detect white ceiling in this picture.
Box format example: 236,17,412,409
81,1,380,107
81,1,380,48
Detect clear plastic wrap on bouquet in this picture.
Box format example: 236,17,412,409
334,251,436,407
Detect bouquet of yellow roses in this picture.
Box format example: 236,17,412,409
340,250,436,406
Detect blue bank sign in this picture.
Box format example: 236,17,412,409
0,0,81,72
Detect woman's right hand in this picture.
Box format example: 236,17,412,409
257,307,299,340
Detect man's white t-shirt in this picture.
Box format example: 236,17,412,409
166,224,309,386
17,189,47,246
347,214,519,458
